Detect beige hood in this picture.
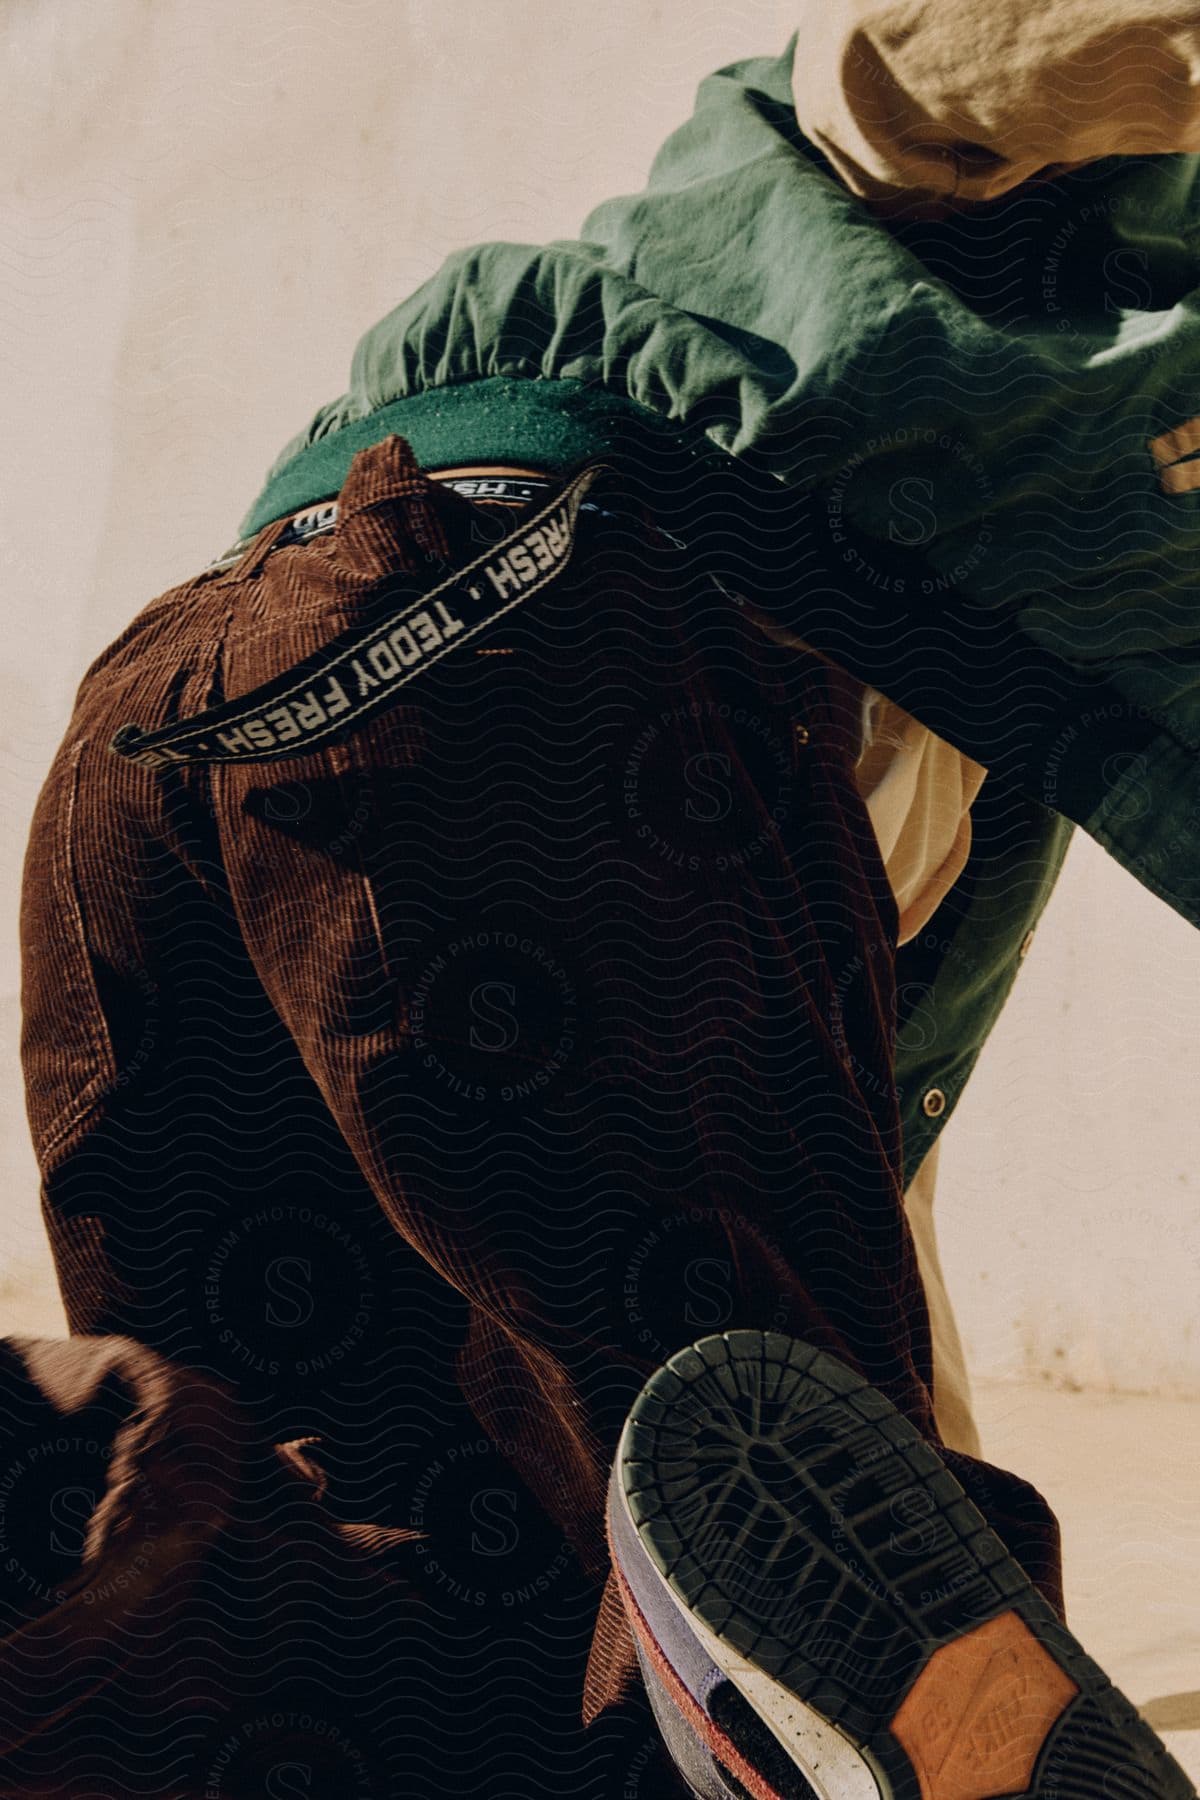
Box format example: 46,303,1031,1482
791,0,1200,212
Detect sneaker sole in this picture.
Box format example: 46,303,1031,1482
613,1329,1195,1800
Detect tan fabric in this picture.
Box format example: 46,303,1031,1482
850,689,986,1454
428,463,545,477
854,685,988,946
791,0,1200,214
903,1139,984,1456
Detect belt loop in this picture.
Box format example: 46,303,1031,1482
220,514,292,584
332,433,452,579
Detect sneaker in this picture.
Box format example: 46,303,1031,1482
607,1329,1195,1800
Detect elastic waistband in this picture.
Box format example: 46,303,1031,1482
235,377,715,542
430,464,549,483
205,464,665,577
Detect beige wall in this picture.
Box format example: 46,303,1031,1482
3,0,1198,1390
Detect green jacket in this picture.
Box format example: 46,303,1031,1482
234,38,1200,1179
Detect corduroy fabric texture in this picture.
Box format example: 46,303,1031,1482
17,434,1062,1795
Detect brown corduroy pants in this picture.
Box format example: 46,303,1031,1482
11,433,1063,1798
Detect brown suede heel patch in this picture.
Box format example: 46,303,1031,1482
891,1612,1079,1800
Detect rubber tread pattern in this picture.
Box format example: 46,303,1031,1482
618,1331,1195,1800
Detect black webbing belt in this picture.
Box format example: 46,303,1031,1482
108,460,613,769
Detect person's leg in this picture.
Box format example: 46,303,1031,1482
17,520,471,1794
194,438,1065,1695
14,445,702,1796
17,428,1062,1795
0,1335,244,1796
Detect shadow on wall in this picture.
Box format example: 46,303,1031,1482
1141,1695,1200,1732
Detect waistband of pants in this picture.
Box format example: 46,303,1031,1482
111,456,636,769
204,462,672,577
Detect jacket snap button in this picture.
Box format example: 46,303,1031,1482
922,1087,947,1119
1019,928,1035,960
793,722,810,746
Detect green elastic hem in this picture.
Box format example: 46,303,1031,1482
238,377,702,540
